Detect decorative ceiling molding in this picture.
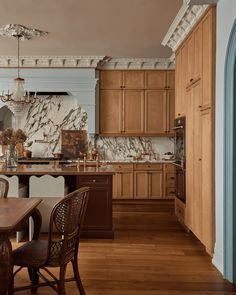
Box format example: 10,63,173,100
161,2,210,52
98,58,175,70
0,24,48,40
0,56,106,68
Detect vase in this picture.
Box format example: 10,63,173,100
5,144,18,168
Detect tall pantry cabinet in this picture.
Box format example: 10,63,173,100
175,6,215,255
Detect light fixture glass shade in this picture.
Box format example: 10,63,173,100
12,78,25,102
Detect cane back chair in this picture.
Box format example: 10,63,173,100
9,187,90,295
0,177,9,198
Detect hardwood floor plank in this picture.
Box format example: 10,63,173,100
11,201,236,295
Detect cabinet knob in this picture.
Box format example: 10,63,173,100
199,158,202,161
190,78,194,82
171,191,175,194
170,177,175,180
92,179,96,183
199,105,202,109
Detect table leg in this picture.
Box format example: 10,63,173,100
0,233,12,295
31,208,42,241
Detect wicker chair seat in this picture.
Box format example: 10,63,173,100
12,240,48,268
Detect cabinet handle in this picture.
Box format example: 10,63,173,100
178,209,182,214
171,191,175,194
170,177,175,180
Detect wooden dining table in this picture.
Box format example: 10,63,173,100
0,198,42,295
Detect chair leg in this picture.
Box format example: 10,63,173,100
31,268,39,293
8,265,14,295
58,265,67,295
72,259,86,295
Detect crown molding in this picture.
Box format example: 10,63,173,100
162,2,210,52
98,57,175,70
0,56,106,68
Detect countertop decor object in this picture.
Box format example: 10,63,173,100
61,130,88,159
0,128,27,167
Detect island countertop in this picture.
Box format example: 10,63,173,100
0,164,116,176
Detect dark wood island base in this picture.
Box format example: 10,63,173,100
0,165,115,239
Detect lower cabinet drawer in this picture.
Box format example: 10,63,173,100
78,175,109,186
175,198,185,222
166,187,175,198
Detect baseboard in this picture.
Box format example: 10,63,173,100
212,248,224,274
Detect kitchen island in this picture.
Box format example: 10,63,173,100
0,164,115,238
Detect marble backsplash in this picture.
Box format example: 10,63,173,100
95,136,174,161
0,95,174,159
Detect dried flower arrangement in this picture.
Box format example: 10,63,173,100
0,128,27,145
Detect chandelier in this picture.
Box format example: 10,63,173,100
0,24,48,115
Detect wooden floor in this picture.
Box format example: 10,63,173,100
12,201,236,295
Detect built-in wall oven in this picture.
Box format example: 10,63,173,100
172,117,186,203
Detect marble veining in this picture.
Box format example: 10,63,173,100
22,95,88,157
95,136,174,161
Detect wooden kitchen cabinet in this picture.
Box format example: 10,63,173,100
134,171,149,199
134,164,163,199
145,70,175,90
123,90,144,134
167,71,175,90
149,171,163,199
99,69,175,136
112,164,133,199
77,175,113,238
100,70,145,90
175,6,215,255
100,90,122,134
145,90,167,134
123,71,145,89
202,8,215,109
200,107,214,254
134,171,163,199
145,71,166,89
167,90,175,132
175,46,187,118
100,70,123,89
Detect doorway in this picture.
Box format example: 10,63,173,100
224,20,236,282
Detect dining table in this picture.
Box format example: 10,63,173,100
0,198,42,295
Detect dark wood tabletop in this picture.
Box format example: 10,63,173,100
0,198,41,231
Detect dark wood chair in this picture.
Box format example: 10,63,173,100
0,177,9,198
9,187,90,295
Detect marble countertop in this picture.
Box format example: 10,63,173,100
0,164,116,176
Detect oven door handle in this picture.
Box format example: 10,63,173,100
172,126,184,130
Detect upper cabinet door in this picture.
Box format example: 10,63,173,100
145,71,167,89
123,90,144,134
167,71,175,89
100,70,123,89
145,90,167,134
100,90,122,134
187,34,195,87
202,8,215,109
123,71,145,89
193,23,202,83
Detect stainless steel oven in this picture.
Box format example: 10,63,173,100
172,117,186,203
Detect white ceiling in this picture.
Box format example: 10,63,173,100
0,0,182,58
